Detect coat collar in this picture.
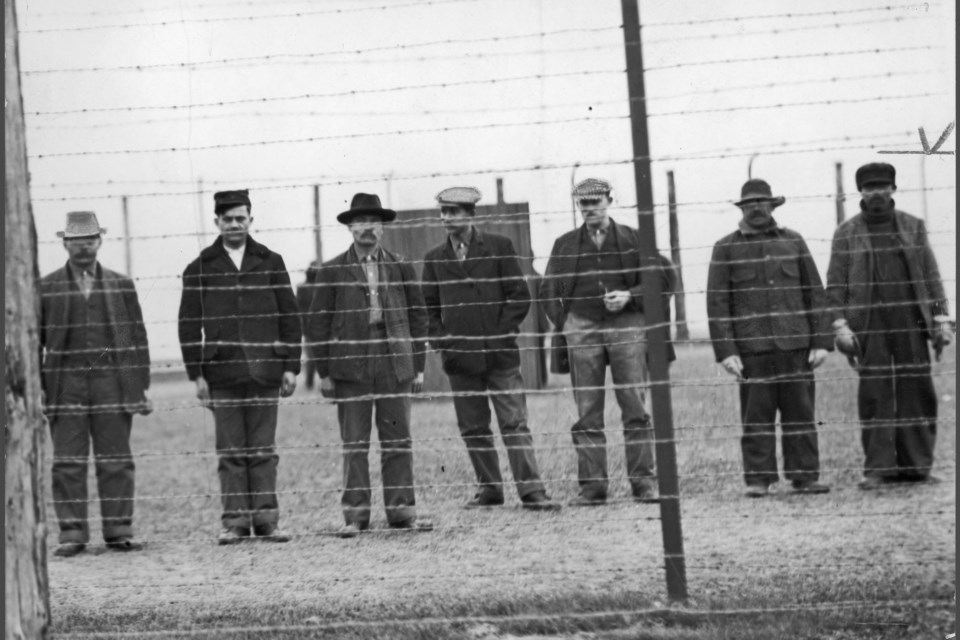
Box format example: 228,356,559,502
199,235,270,271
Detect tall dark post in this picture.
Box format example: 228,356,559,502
313,185,323,263
622,0,688,602
835,162,845,226
667,171,689,342
122,196,132,277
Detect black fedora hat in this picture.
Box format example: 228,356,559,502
336,193,397,224
734,178,785,208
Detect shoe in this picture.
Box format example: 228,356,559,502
858,476,892,491
791,480,831,495
254,525,291,543
568,495,606,507
744,484,769,498
336,522,369,539
105,537,144,552
53,542,86,558
521,492,562,512
897,474,942,484
463,494,505,509
633,486,660,504
388,518,434,532
217,527,250,545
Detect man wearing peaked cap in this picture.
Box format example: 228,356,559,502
306,192,433,537
707,178,832,498
540,178,676,506
40,211,152,557
422,185,560,512
827,162,951,490
178,189,302,545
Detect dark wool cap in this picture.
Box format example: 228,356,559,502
214,189,252,213
855,163,896,190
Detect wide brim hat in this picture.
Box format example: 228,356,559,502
337,192,397,224
56,211,107,238
734,178,785,208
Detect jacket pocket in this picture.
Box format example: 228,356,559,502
730,268,757,284
780,262,800,279
272,342,290,357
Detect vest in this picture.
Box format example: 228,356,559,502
61,281,115,375
568,228,630,322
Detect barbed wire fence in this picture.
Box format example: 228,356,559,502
12,0,957,637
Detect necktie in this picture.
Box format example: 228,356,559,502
592,229,604,249
456,242,468,262
80,271,93,299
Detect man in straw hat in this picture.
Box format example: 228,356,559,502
422,186,560,512
707,178,832,498
40,211,152,557
306,193,433,537
540,178,674,507
178,189,301,545
826,162,951,490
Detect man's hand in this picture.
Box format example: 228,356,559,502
319,376,336,399
411,372,424,394
808,348,828,369
721,355,744,380
280,371,297,398
195,378,211,409
933,316,954,362
833,319,860,369
137,395,155,416
602,289,632,313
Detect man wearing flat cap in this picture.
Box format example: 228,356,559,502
306,193,433,537
422,186,560,512
178,189,301,544
540,178,675,506
826,162,951,489
707,179,832,498
40,211,152,557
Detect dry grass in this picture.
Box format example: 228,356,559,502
45,345,955,639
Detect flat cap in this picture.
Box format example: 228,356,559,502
855,162,896,190
213,189,251,212
436,186,482,206
572,178,612,199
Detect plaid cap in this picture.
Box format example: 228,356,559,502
571,178,612,199
436,186,482,206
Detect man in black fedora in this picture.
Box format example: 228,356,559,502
178,189,302,544
707,178,832,497
306,193,433,537
826,162,951,489
40,211,152,557
422,186,559,512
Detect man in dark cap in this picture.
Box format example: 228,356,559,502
827,162,951,489
707,179,832,498
306,193,433,537
40,211,152,557
178,189,302,544
422,186,560,512
540,178,674,506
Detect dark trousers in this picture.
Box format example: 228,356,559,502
858,320,936,479
210,383,281,530
50,372,135,544
739,351,820,487
563,312,655,500
335,332,417,526
448,365,546,500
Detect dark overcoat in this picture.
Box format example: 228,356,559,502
306,246,427,385
178,236,302,389
40,263,150,416
422,230,531,376
826,208,948,342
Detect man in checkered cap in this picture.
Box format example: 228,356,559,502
422,186,560,511
540,178,675,506
826,162,952,489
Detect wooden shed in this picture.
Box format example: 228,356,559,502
383,179,548,394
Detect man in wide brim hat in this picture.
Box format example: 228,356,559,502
336,193,397,225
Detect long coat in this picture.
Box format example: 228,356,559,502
706,225,833,362
306,246,427,385
422,230,531,376
539,220,676,360
178,236,302,389
826,208,948,341
40,263,150,416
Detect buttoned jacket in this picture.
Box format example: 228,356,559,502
40,263,150,416
307,246,427,385
422,230,530,376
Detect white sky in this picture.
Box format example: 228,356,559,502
14,0,956,362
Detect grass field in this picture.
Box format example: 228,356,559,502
45,344,955,639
